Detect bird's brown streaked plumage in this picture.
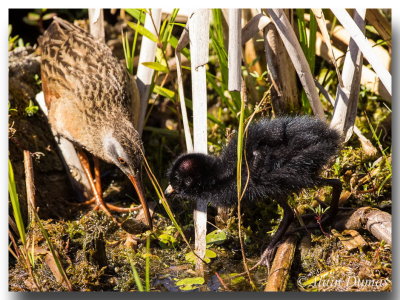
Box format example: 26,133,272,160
39,17,151,228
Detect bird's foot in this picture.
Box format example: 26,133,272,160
69,197,142,212
258,244,279,271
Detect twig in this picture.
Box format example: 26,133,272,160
215,272,231,291
24,152,73,290
333,207,391,246
23,151,36,225
236,80,256,289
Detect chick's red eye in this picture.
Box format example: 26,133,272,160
118,157,127,165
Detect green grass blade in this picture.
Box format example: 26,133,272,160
125,9,146,24
309,10,317,74
145,235,151,291
296,9,308,56
34,210,72,290
128,251,144,291
8,159,26,246
141,62,169,73
128,22,158,43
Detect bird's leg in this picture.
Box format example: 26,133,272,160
93,157,103,198
319,178,342,222
294,178,342,232
85,157,143,212
259,196,294,267
76,150,115,219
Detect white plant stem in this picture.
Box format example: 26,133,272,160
88,8,105,42
136,8,162,135
189,9,210,274
228,9,242,92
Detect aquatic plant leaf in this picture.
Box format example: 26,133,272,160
206,229,227,246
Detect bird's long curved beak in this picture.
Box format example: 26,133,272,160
164,184,175,196
128,174,153,230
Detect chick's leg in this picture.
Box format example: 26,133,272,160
259,196,294,266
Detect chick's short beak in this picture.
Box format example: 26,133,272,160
128,174,153,229
164,184,175,196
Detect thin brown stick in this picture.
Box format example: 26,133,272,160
22,152,44,291
23,150,36,224
215,272,231,291
8,229,21,258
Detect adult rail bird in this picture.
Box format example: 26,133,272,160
165,116,342,265
39,17,152,228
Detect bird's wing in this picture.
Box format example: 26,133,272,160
128,74,141,130
39,18,136,120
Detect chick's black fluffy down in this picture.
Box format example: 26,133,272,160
213,116,341,207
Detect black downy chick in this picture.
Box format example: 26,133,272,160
166,116,342,265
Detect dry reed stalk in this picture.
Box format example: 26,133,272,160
365,9,391,48
23,151,36,225
88,9,105,42
311,8,344,87
263,12,300,114
333,207,391,246
266,9,325,120
312,27,391,103
241,13,270,44
175,26,193,152
331,8,391,96
314,80,378,156
331,9,366,142
188,9,210,275
136,9,162,135
228,9,242,92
